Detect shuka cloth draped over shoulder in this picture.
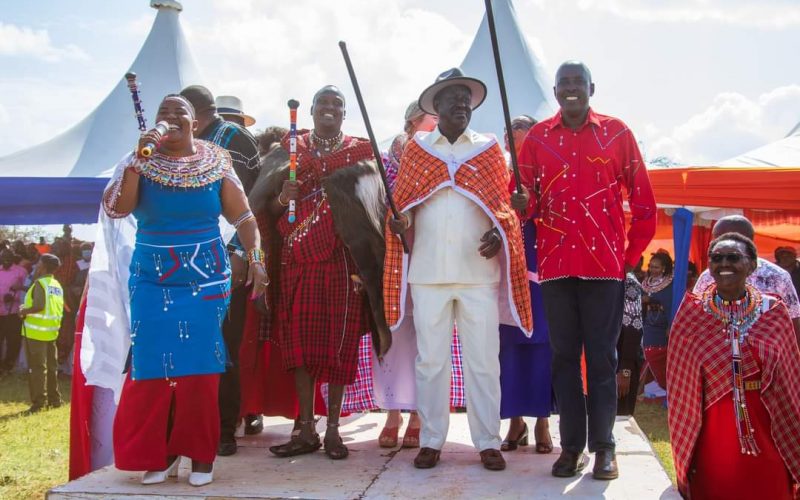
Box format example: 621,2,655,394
667,293,800,497
258,130,390,379
384,134,532,334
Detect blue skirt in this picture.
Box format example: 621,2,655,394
128,236,231,381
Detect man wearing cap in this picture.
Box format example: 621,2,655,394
180,85,261,457
775,246,800,297
511,60,657,480
385,68,532,471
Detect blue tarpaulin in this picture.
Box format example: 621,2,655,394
670,207,693,320
0,177,107,225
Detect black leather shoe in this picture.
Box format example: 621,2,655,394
245,414,264,435
592,450,619,480
551,450,590,477
217,438,237,456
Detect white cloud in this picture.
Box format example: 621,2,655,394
643,85,800,165
0,22,89,62
186,0,470,139
536,0,800,28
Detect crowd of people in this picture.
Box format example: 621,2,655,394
18,56,797,498
0,230,93,411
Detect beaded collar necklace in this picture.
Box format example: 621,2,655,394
136,140,230,189
642,274,672,294
310,130,343,155
702,283,763,456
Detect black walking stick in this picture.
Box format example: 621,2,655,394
483,0,523,194
338,41,410,254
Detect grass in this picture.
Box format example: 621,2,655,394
0,372,72,500
634,399,676,485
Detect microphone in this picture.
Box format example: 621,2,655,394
139,121,170,157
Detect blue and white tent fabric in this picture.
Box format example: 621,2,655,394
0,0,200,224
461,0,556,142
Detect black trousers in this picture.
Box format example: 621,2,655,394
541,278,624,453
219,285,248,441
0,314,22,371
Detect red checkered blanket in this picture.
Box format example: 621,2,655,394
667,293,800,497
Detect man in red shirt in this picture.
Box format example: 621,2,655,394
512,61,656,480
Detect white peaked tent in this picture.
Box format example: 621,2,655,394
460,0,556,141
719,126,800,167
0,0,201,224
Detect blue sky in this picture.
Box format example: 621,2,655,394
1,0,799,166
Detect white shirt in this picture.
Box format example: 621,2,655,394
407,127,500,285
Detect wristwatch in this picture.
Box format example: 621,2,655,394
226,244,245,261
620,369,632,378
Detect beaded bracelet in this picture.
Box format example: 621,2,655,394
247,248,266,266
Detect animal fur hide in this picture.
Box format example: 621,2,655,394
256,155,392,357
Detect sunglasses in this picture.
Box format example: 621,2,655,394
709,252,748,264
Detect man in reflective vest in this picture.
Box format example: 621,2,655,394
19,254,64,413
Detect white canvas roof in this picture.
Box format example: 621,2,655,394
0,0,200,179
461,0,556,141
719,126,800,167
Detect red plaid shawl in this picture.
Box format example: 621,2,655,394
383,136,533,334
667,292,800,497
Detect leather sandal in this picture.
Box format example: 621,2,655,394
534,420,553,454
501,422,529,452
379,417,403,448
324,423,349,460
268,434,321,458
401,426,420,449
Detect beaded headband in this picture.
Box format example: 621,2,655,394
162,94,196,118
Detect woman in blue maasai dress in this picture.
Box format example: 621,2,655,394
102,95,267,487
499,115,553,454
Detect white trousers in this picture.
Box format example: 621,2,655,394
410,283,501,451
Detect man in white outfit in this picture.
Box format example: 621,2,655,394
385,68,533,470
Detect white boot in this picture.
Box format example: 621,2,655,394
141,456,180,485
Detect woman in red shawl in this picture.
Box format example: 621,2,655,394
667,232,800,499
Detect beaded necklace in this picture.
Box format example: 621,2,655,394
137,140,230,188
702,283,763,456
641,274,672,294
310,130,343,154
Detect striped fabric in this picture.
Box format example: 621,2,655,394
339,327,466,413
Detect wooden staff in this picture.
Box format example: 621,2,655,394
338,41,409,253
483,0,523,194
287,99,299,223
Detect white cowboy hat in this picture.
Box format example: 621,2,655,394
418,67,487,116
215,95,256,127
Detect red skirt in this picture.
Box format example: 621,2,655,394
690,378,793,500
113,373,219,470
644,346,668,390
275,246,367,385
